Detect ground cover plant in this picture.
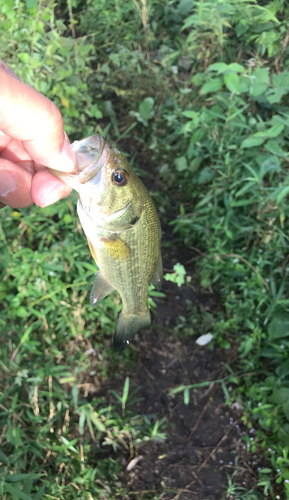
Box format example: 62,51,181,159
1,0,289,498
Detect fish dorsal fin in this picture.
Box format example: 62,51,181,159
113,310,151,349
150,255,163,291
90,271,115,307
100,236,131,260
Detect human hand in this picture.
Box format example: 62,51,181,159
0,60,77,209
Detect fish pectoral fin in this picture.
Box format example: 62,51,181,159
150,255,163,291
100,236,131,260
113,310,151,349
90,271,114,307
87,238,98,266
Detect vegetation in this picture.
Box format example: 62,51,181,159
1,0,289,498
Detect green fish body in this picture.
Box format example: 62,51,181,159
51,135,162,348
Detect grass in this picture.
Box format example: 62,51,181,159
2,0,289,497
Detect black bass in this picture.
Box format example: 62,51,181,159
51,135,162,348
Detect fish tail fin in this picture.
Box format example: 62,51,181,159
113,310,151,349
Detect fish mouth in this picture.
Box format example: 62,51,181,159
49,135,111,195
72,135,106,184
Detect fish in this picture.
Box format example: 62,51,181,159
50,135,162,348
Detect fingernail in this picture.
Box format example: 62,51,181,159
0,170,16,196
48,132,78,173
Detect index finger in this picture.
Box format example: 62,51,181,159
0,62,77,173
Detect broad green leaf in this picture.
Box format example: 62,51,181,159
177,0,193,16
16,306,28,318
181,110,199,131
25,0,38,7
182,110,199,119
18,52,30,63
227,63,245,73
266,88,288,104
271,388,289,404
240,76,251,93
207,62,228,73
272,71,289,88
200,78,223,95
241,136,264,148
259,468,273,474
283,400,289,422
197,167,214,184
235,22,247,37
253,67,269,84
250,68,269,96
189,157,199,172
164,263,186,287
224,73,241,94
250,81,268,97
174,156,187,172
191,72,205,85
268,313,289,340
265,140,286,157
240,337,254,356
139,97,154,120
266,123,284,138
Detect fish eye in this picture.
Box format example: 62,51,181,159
112,170,128,187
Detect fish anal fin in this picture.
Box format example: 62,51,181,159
87,238,99,266
113,310,151,349
100,236,131,260
90,271,114,307
150,255,163,291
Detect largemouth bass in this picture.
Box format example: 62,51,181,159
51,135,162,348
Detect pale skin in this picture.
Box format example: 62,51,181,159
0,60,77,209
